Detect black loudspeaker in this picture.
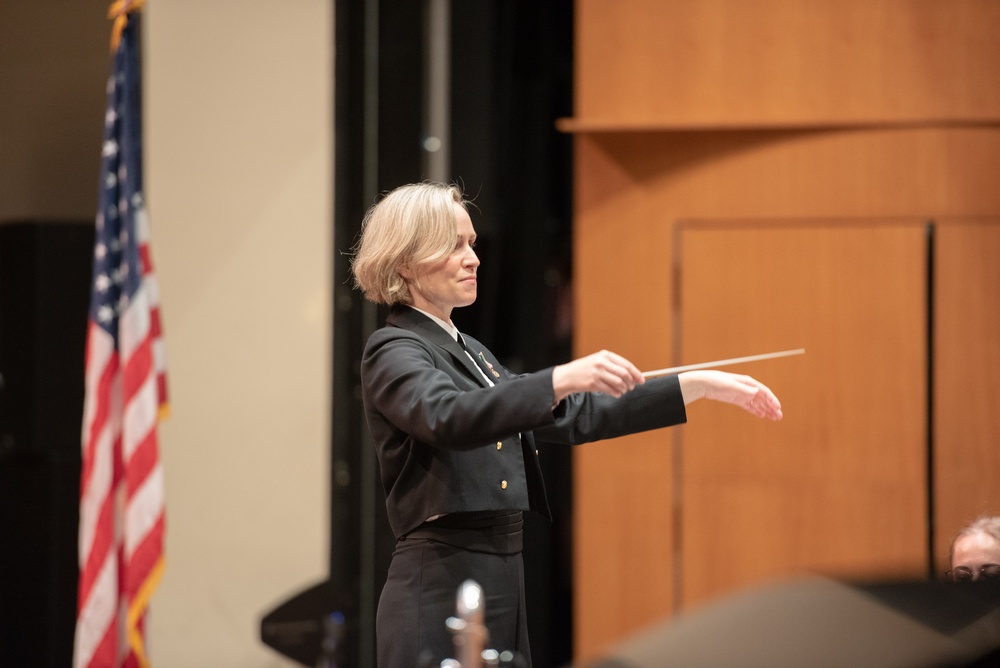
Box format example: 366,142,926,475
576,576,1000,668
0,221,94,666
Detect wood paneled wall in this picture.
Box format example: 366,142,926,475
570,0,1000,128
934,220,1000,568
569,0,1000,660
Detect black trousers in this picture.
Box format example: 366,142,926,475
376,522,529,668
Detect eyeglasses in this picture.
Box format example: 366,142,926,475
946,564,1000,582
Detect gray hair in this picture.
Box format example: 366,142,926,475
950,515,1000,566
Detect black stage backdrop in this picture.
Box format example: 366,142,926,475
329,1,574,666
0,221,93,667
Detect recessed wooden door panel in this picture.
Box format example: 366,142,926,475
678,222,929,609
934,219,1000,571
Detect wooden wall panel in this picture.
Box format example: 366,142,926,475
678,222,929,608
570,1,1000,661
572,140,676,652
571,127,1000,660
577,127,1000,221
575,0,1000,126
933,220,1000,571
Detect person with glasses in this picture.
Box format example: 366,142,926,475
350,181,785,667
947,515,1000,583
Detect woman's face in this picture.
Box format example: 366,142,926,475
405,202,479,322
950,531,1000,581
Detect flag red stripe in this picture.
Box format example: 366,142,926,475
138,244,153,272
122,334,153,402
156,375,169,410
86,617,118,668
77,486,118,608
125,429,158,500
124,514,165,597
149,307,163,339
80,346,119,498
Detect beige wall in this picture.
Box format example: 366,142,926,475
3,0,334,665
145,1,332,666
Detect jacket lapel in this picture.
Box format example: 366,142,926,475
461,333,503,383
385,305,492,387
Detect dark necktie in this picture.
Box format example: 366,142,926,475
458,334,499,382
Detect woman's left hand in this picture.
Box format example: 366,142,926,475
678,370,783,421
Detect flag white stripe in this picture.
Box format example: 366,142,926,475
122,369,158,462
79,367,123,561
78,420,117,562
145,272,161,307
134,204,150,241
125,464,165,557
80,329,115,444
153,339,167,375
118,286,151,362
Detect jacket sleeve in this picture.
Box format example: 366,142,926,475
531,374,688,445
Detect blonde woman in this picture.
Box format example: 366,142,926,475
352,181,783,667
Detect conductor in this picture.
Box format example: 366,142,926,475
351,181,783,667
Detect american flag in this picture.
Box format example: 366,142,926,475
75,6,168,667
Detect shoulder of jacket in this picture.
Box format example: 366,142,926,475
363,325,431,355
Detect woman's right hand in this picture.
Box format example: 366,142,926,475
552,350,645,404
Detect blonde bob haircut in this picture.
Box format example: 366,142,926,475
351,182,469,305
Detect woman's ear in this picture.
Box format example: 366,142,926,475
398,264,412,280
